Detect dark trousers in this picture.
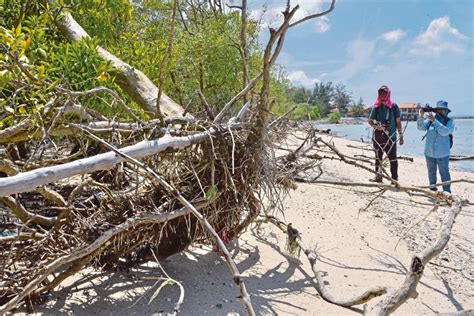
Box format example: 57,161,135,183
372,130,398,180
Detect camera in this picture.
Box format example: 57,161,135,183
374,120,390,130
418,103,435,112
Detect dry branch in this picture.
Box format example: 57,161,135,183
368,198,463,315
80,128,256,316
263,216,388,307
0,209,190,314
450,155,474,161
0,196,57,227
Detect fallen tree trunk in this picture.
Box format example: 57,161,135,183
450,155,474,161
0,126,230,197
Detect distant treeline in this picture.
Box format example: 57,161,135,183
271,77,365,122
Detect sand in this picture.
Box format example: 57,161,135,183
21,134,473,316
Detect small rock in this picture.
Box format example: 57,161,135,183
216,304,223,309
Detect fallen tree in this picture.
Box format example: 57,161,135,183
0,1,335,314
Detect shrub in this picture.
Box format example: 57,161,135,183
291,103,321,120
329,110,341,123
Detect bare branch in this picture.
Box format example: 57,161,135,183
288,0,336,29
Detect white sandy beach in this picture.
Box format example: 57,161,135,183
21,134,473,316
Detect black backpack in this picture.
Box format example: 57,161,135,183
439,116,453,148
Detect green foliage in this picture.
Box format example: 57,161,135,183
0,17,55,128
64,0,134,43
348,105,365,117
0,1,138,120
310,81,334,117
348,97,365,117
0,0,273,123
289,86,311,104
291,103,320,120
333,83,352,116
328,110,341,123
66,0,261,114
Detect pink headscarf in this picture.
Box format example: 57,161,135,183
374,85,392,108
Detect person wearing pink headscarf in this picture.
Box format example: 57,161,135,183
367,85,404,183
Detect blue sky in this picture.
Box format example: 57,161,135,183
249,0,473,116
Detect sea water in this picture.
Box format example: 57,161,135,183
314,118,474,172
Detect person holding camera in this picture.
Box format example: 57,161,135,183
417,100,455,193
368,85,404,183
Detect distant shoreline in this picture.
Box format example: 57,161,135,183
450,116,474,119
314,116,473,124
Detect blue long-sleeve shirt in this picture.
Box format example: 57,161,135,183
417,115,454,158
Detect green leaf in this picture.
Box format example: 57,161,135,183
15,23,21,37
205,186,218,200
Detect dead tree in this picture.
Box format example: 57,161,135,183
0,1,336,314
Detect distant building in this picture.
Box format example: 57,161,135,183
363,103,419,121
399,103,419,121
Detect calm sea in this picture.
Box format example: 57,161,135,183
314,118,474,172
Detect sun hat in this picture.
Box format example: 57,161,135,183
435,100,451,113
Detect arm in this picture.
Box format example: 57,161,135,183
395,109,404,145
368,107,386,131
416,110,429,131
432,118,454,136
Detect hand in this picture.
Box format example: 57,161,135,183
426,112,435,122
399,137,404,145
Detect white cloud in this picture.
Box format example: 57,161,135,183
250,0,331,33
287,70,319,88
314,16,331,33
381,29,406,43
331,38,376,81
410,16,468,56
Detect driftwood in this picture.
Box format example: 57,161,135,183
81,129,255,315
261,195,464,315
0,209,190,314
368,198,463,315
450,155,474,161
263,216,388,307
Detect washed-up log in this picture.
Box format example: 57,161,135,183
0,126,226,197
450,155,474,161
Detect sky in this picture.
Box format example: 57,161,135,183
248,0,473,116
